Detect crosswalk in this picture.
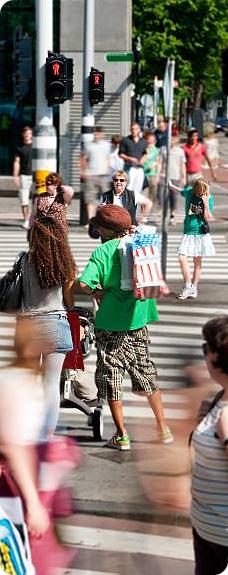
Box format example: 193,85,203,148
0,227,227,416
0,225,226,574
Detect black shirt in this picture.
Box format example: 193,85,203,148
15,144,32,175
119,135,147,169
154,129,168,149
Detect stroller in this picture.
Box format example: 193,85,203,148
60,307,104,441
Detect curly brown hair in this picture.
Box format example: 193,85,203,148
29,215,76,288
45,172,63,193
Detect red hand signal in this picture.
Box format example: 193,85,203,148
52,62,60,76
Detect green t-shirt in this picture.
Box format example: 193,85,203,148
181,186,214,235
143,146,160,177
79,239,158,331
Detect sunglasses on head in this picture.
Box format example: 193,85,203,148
114,178,125,183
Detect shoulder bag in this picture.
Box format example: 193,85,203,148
0,252,26,312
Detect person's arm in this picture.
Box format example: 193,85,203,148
216,405,228,453
13,154,20,189
0,443,49,537
80,152,90,180
202,194,213,222
119,151,139,165
180,154,187,187
28,196,38,229
204,151,216,181
63,278,77,310
118,139,139,165
135,192,152,223
61,185,74,205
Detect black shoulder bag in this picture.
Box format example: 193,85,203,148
0,252,26,312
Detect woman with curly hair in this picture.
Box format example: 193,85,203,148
18,214,76,435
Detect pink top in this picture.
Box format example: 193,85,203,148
183,143,206,174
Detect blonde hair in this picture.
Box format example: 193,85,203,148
112,170,128,183
193,178,210,197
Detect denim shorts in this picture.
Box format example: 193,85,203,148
18,313,73,354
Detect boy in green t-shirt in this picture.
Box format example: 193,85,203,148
78,204,173,450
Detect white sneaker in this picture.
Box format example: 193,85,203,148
178,286,193,300
22,220,29,230
189,286,198,298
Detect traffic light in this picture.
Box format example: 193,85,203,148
222,49,228,96
89,67,104,106
45,52,74,106
13,27,32,103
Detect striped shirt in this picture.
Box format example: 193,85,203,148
191,400,228,546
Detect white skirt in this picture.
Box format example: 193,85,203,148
178,234,216,257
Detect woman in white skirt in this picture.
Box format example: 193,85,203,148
178,178,215,299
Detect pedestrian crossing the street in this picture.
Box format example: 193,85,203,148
0,228,227,422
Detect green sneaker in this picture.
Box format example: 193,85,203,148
106,432,131,451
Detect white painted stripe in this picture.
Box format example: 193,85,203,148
59,571,118,575
58,525,194,561
124,392,187,403
151,325,201,334
62,405,189,419
157,304,227,314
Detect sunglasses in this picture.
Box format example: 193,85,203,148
202,342,209,355
114,178,125,183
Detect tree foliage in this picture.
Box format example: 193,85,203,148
133,0,228,105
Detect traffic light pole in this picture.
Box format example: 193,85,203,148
33,0,57,194
80,0,95,225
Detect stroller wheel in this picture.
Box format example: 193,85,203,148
92,408,104,441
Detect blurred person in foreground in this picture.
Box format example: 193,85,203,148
29,172,74,235
78,204,173,450
18,215,76,436
136,316,228,575
0,318,80,574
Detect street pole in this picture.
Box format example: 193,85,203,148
161,60,175,280
153,76,159,129
33,0,57,194
80,0,95,225
134,36,141,123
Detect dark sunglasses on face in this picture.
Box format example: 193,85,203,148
202,342,209,355
114,178,125,183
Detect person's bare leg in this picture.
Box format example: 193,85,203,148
21,204,29,222
108,399,127,436
192,256,202,286
87,202,96,221
179,254,191,284
146,389,167,431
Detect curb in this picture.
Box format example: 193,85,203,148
73,498,191,528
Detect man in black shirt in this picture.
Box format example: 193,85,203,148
119,122,147,194
13,126,33,229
